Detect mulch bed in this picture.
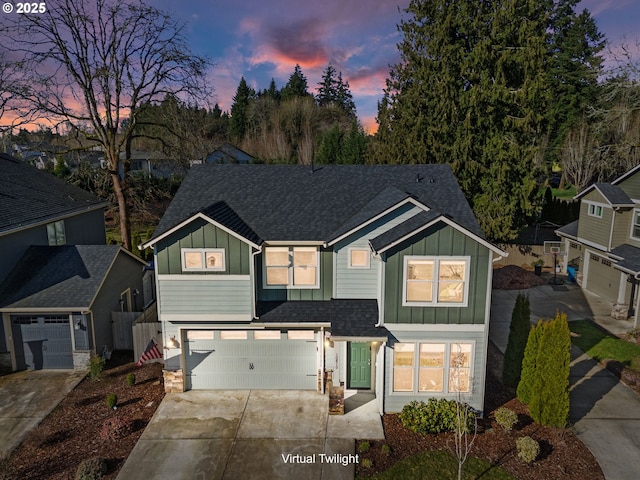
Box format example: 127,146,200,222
1,352,164,480
356,342,605,479
493,265,548,290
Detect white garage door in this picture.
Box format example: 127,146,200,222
184,330,318,390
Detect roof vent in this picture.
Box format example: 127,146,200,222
416,174,422,183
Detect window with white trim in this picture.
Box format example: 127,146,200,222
348,248,370,269
587,203,603,218
632,210,640,239
181,248,225,272
47,220,66,245
264,246,319,288
403,257,470,306
393,342,473,394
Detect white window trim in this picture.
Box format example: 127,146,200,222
181,248,226,272
391,340,475,395
347,247,371,269
402,256,470,307
631,209,640,241
585,200,605,219
263,246,320,289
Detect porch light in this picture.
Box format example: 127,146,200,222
165,336,180,349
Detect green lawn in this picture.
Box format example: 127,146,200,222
570,320,640,370
358,450,515,480
551,186,577,200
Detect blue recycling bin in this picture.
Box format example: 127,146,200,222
567,266,576,283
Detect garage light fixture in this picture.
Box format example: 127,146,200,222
165,336,180,349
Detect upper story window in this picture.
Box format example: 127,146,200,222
403,256,470,307
632,210,640,240
181,248,225,272
587,203,603,218
264,246,318,288
348,248,370,269
47,220,66,245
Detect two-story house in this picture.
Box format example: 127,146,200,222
0,153,147,371
141,164,506,413
557,165,640,325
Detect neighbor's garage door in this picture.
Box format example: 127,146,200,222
585,253,620,302
11,315,73,370
185,330,317,390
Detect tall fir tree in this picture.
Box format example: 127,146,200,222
373,0,553,241
517,319,545,405
230,77,255,141
503,293,531,388
281,64,311,101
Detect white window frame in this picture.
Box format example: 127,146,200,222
181,248,226,272
348,247,371,269
631,209,640,240
263,246,320,289
392,341,474,395
586,202,604,219
46,220,66,246
402,256,470,307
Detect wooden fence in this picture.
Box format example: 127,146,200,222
132,301,163,365
111,312,138,350
494,244,546,268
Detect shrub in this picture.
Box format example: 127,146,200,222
100,417,134,442
361,458,373,469
381,444,391,455
126,373,136,387
105,393,118,409
399,399,475,434
529,312,571,427
75,457,107,480
503,293,531,387
88,354,105,381
494,407,518,432
358,441,370,453
516,436,540,464
517,320,544,404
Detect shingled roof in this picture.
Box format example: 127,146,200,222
0,153,107,235
148,164,483,244
0,245,141,309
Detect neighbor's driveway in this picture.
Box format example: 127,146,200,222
0,369,86,458
117,390,383,480
491,284,640,479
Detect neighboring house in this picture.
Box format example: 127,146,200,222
122,150,186,178
203,143,255,164
557,165,640,325
0,153,146,371
141,165,506,413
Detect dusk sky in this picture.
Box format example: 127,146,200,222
146,0,640,133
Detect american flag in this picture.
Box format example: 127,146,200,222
137,338,162,367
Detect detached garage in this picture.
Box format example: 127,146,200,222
0,245,146,371
184,329,318,390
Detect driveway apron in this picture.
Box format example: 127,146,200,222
117,390,382,480
490,284,640,479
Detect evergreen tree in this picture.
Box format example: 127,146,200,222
315,123,343,164
517,319,545,405
373,0,553,241
230,77,255,141
341,120,367,164
316,65,357,117
529,313,571,427
281,64,311,101
503,293,531,388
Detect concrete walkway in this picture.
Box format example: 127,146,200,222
490,282,640,479
0,369,86,458
117,390,384,480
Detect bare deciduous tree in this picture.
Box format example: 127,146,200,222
3,0,211,249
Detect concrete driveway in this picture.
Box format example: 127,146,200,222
117,390,384,480
491,283,640,479
0,369,86,458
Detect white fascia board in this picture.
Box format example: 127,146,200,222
384,323,485,333
157,274,251,281
612,164,640,185
140,212,261,250
0,307,88,313
326,198,430,247
576,237,608,253
375,215,507,258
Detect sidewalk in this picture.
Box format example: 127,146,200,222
490,282,640,480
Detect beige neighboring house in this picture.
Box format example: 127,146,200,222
556,165,640,325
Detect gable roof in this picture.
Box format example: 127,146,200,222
575,182,634,206
0,245,145,310
610,244,640,276
0,153,107,236
145,164,484,246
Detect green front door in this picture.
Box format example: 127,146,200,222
349,342,371,389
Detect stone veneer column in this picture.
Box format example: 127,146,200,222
162,369,185,393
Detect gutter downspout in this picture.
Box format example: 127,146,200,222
251,246,263,320
320,327,325,395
